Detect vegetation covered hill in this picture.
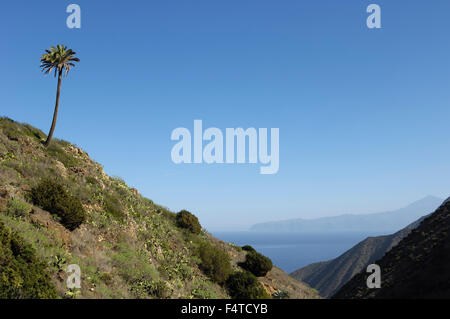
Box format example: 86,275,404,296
291,215,428,298
0,117,319,299
333,198,450,299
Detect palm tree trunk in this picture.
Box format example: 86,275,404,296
44,69,63,147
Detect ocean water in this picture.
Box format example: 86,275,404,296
212,231,385,274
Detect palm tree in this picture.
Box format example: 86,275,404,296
40,45,79,147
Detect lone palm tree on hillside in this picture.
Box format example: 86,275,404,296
40,45,79,147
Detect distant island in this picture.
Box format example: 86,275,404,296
250,196,442,233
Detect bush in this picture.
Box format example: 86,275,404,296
150,281,170,299
176,210,201,234
7,198,32,217
103,193,125,221
30,179,86,231
0,222,58,299
198,242,232,285
239,251,273,277
242,245,256,252
131,280,170,299
85,176,99,186
226,271,270,299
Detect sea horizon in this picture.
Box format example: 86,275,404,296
212,230,392,273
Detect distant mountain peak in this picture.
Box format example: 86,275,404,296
410,195,442,204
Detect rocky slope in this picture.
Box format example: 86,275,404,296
0,117,318,299
333,198,450,299
291,215,428,298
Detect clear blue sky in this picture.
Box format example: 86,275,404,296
1,0,449,231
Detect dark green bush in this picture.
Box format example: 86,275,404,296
242,245,256,252
176,210,201,234
239,251,273,277
226,271,270,299
0,222,58,299
137,280,169,299
198,242,232,285
30,179,86,231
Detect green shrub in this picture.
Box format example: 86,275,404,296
239,251,273,277
85,176,98,186
176,210,201,234
242,245,256,252
30,179,86,231
0,222,58,299
103,193,125,221
226,271,270,299
197,242,232,285
7,198,32,217
131,280,169,299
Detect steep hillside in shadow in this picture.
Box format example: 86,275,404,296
291,216,427,298
333,198,450,299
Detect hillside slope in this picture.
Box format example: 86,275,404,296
251,196,442,233
291,215,427,298
0,117,319,299
333,198,450,299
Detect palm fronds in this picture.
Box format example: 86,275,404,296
40,44,80,77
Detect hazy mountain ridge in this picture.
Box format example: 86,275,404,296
333,198,450,299
251,196,442,233
291,214,428,298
